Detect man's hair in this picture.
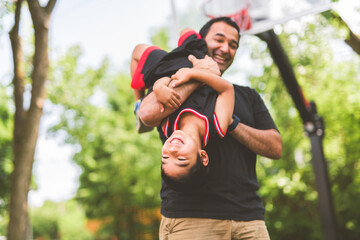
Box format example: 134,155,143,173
199,16,240,39
161,153,209,192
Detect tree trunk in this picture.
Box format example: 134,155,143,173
323,10,360,56
345,29,360,56
7,1,57,239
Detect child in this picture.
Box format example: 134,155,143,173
158,66,234,192
131,28,235,191
130,28,208,133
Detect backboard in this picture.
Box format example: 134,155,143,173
203,0,332,34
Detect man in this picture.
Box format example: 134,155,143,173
139,17,282,239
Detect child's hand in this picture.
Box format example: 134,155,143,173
189,55,220,76
171,68,193,88
154,79,182,110
157,86,182,110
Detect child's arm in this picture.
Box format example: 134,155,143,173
153,77,182,110
171,68,234,132
188,55,221,76
139,81,201,126
138,55,219,127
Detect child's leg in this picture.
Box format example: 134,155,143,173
130,44,157,133
133,89,145,102
130,44,150,77
130,44,150,101
130,44,167,133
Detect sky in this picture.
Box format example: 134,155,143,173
49,0,180,67
0,0,359,207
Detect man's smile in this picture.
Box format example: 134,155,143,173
213,54,227,64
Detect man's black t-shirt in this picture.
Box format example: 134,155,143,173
158,85,278,221
158,85,225,149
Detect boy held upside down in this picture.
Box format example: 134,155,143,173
157,66,234,191
130,28,216,133
130,28,234,191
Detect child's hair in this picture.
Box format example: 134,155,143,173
161,153,209,192
199,16,240,40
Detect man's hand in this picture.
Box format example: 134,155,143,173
188,54,221,76
153,77,182,112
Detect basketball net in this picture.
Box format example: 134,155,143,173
203,0,252,31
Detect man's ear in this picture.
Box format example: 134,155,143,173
200,150,209,166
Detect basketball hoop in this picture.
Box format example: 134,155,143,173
203,0,252,31
202,0,331,35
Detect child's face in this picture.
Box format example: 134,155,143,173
161,130,200,180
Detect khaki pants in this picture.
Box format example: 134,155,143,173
159,216,270,240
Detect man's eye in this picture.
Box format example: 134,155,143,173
178,158,187,161
162,156,169,159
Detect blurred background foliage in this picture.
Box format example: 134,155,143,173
0,83,13,223
30,200,92,240
46,46,163,239
0,2,360,240
250,16,360,239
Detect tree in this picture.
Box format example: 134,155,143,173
47,47,162,239
31,200,93,240
0,0,14,222
323,2,360,55
8,0,57,239
0,84,12,218
31,202,59,240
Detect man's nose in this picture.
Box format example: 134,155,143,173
219,43,229,54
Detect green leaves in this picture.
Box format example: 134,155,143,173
48,46,162,238
0,84,13,215
250,14,360,239
31,200,93,240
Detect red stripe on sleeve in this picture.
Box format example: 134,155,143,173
213,113,227,138
163,117,170,138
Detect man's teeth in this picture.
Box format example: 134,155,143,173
215,55,226,61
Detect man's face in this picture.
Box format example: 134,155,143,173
161,130,199,181
204,21,239,74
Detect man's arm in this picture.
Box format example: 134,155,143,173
230,125,282,159
171,67,234,131
138,55,220,127
138,80,201,127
